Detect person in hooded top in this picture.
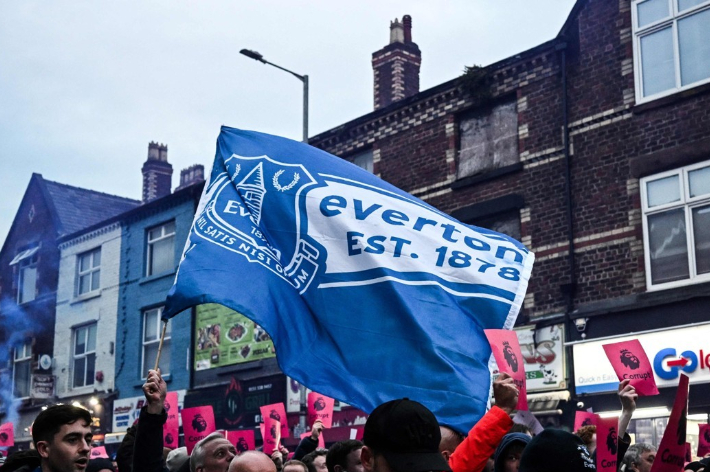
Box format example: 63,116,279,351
492,434,531,472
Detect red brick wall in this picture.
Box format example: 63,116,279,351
310,0,710,320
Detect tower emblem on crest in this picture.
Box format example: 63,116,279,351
191,154,320,293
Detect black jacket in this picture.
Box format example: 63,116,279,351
132,407,167,472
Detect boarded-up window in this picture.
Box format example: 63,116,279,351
471,210,521,241
457,101,518,179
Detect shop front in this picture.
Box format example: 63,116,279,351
571,323,710,456
514,323,571,428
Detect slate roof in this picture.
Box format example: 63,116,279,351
41,177,141,236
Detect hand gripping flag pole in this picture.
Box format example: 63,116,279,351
153,319,169,372
163,127,535,434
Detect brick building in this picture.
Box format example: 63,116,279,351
0,175,139,448
309,0,710,445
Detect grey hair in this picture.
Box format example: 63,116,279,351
191,432,229,472
621,443,657,472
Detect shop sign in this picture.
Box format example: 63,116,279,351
184,375,285,430
286,377,308,413
30,374,55,398
194,304,276,370
112,390,186,432
514,324,566,392
572,324,710,394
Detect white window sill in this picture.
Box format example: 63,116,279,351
71,290,101,304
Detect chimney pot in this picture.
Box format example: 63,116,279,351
142,141,173,202
176,164,205,190
372,14,421,110
403,15,412,44
389,18,404,44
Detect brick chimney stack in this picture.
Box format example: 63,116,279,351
175,164,205,190
372,14,421,110
141,141,173,202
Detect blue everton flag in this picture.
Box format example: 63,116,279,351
165,126,534,433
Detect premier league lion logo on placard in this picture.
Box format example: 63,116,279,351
606,427,617,455
314,397,326,412
192,414,208,432
619,349,640,370
237,437,249,453
193,155,320,294
502,341,519,373
0,432,8,444
269,409,281,422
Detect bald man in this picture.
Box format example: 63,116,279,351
228,451,276,472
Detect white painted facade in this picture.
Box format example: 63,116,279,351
55,222,122,398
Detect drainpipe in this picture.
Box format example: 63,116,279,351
556,40,578,410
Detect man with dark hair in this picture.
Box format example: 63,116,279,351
361,398,451,472
32,404,94,472
325,441,363,472
282,460,308,472
301,450,328,472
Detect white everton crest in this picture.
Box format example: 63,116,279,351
191,154,320,293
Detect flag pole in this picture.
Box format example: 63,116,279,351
154,320,168,371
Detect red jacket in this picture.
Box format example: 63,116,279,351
449,406,513,472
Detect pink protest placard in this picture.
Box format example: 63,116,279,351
307,392,335,428
300,431,325,449
163,392,180,449
262,417,281,455
90,446,109,459
182,406,216,454
698,424,710,457
260,403,289,438
595,416,619,472
650,373,689,472
227,430,256,455
602,340,659,396
0,423,14,447
485,329,527,410
574,411,597,431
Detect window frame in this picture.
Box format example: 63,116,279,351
17,252,38,304
351,149,374,173
640,159,710,290
141,307,171,379
632,0,710,103
456,100,519,181
76,247,101,296
13,341,32,399
72,323,97,389
146,221,176,277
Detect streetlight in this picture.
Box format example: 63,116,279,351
239,49,309,143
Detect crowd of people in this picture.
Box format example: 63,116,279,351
1,369,707,472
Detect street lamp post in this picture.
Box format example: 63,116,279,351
240,49,309,143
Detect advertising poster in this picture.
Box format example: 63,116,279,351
184,376,286,430
195,304,276,370
515,324,566,392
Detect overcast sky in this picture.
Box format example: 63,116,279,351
0,1,576,247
